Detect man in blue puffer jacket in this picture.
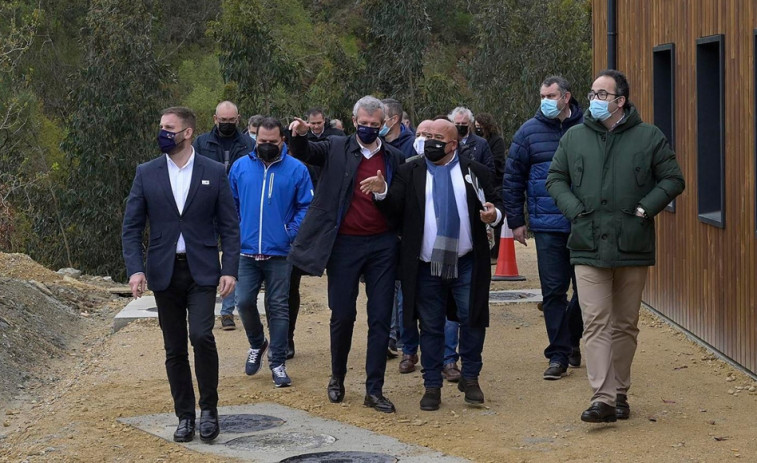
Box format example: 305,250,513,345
228,117,313,388
504,75,584,380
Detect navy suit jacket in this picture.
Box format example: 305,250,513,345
122,152,240,292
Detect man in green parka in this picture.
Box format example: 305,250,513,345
546,69,684,423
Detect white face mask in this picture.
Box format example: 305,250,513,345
413,136,426,155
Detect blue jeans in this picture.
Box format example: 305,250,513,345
236,255,291,368
220,292,236,316
444,320,460,364
534,232,576,366
391,281,419,355
327,232,398,395
417,254,486,388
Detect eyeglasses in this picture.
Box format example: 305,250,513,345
587,90,619,101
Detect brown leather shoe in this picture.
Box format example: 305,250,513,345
442,362,461,382
398,354,418,374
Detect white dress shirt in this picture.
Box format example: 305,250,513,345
420,159,473,262
166,148,195,254
356,137,383,159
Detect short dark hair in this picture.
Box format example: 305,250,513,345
161,106,196,130
306,107,324,119
247,114,264,128
475,112,499,137
381,98,403,118
541,75,571,95
257,116,285,137
433,114,449,120
597,69,632,107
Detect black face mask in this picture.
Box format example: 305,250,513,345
475,127,484,137
456,124,469,138
257,143,281,162
218,122,237,137
424,139,448,163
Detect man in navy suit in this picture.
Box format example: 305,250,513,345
122,106,240,443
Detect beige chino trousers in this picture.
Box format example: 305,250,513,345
575,265,648,406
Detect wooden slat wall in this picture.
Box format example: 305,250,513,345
592,0,757,374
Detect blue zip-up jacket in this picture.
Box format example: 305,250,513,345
228,143,313,256
386,123,416,159
504,101,584,232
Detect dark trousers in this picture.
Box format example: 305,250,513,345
326,232,398,395
288,266,304,342
153,258,218,420
534,232,583,366
416,253,486,388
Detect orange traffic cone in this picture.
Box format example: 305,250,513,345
492,220,525,281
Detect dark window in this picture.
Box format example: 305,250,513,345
696,34,725,228
653,43,676,212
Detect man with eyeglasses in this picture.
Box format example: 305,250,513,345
504,75,585,381
193,101,254,330
547,69,684,423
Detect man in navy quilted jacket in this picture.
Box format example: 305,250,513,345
503,75,584,380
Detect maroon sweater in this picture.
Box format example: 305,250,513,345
339,152,389,236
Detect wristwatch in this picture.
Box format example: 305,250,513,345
635,206,648,218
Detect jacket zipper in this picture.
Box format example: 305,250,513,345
268,173,274,204
257,156,283,253
258,166,268,253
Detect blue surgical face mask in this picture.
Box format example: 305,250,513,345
249,132,257,141
413,136,426,155
540,98,561,119
589,98,619,121
378,118,396,137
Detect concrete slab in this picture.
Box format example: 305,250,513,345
489,289,542,304
119,403,469,463
113,293,265,332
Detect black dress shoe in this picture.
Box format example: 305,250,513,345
173,418,195,442
581,401,617,423
616,394,630,420
327,375,345,403
199,409,219,442
420,387,441,411
363,393,396,413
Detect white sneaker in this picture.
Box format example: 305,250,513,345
271,364,291,388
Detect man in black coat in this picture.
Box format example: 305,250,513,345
361,119,504,411
192,100,254,330
287,96,405,413
122,106,239,443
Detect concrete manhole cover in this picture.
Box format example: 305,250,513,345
226,432,336,451
489,291,538,302
280,451,398,463
219,414,285,433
